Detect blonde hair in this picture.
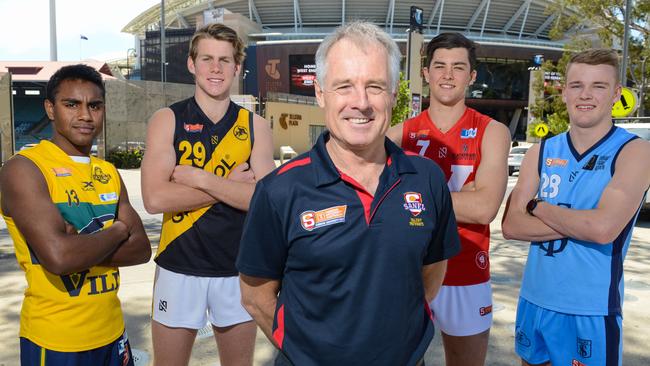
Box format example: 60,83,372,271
189,23,245,64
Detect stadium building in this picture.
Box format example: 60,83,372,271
122,0,579,152
0,1,586,161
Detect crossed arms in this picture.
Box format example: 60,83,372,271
0,157,151,275
141,108,276,214
502,140,650,244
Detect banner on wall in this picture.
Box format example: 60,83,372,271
289,54,316,96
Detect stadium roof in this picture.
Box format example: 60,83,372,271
123,0,579,49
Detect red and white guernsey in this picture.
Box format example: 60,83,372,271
402,107,493,286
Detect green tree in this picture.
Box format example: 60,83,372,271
529,0,650,138
546,0,650,113
391,72,411,126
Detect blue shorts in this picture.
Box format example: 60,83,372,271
20,331,134,366
515,297,622,366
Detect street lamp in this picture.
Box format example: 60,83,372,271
639,57,647,117
126,48,136,79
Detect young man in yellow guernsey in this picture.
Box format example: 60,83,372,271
0,64,151,365
141,24,275,366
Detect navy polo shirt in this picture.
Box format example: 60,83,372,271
237,131,460,366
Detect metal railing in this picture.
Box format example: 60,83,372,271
266,92,319,106
613,116,650,123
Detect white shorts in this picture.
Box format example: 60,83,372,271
151,265,252,329
430,281,493,337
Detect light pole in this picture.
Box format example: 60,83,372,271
126,48,136,79
160,0,167,103
621,0,632,85
49,0,57,61
639,57,647,117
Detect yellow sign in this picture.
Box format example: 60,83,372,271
534,123,549,138
612,87,638,118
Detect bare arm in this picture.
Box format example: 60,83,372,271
99,173,151,266
172,114,276,211
422,261,447,303
0,156,129,275
240,274,281,347
451,121,510,224
386,123,404,147
501,144,564,242
249,114,277,180
533,139,650,244
141,108,219,214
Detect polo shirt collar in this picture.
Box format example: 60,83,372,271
310,131,417,188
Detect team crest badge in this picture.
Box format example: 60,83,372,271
92,166,112,184
577,338,592,358
476,251,488,269
403,192,425,216
233,126,249,141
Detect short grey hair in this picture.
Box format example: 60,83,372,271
315,21,401,93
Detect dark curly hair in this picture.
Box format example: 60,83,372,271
46,64,104,102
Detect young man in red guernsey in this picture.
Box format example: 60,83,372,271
388,33,510,366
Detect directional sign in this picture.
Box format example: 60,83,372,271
534,123,549,138
612,87,638,118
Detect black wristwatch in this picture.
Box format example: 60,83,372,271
526,198,543,216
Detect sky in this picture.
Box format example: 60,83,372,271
0,0,160,62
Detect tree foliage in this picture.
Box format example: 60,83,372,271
547,0,650,108
528,39,590,138
547,0,650,48
391,72,411,126
529,0,650,138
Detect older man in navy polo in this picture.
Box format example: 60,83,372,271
237,21,460,366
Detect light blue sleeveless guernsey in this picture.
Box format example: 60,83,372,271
520,126,642,316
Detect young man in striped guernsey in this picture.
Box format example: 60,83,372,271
503,49,650,366
141,24,275,366
0,64,151,365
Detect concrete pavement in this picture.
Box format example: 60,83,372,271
1,169,649,365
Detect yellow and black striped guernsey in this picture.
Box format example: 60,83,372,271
156,98,254,276
1,140,125,352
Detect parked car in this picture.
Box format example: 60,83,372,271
616,123,650,141
508,145,530,176
616,123,650,210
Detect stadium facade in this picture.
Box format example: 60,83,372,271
123,0,576,142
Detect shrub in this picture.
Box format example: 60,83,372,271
106,148,144,169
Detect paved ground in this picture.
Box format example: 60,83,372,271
1,169,649,365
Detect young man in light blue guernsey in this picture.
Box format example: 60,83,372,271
502,49,650,366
